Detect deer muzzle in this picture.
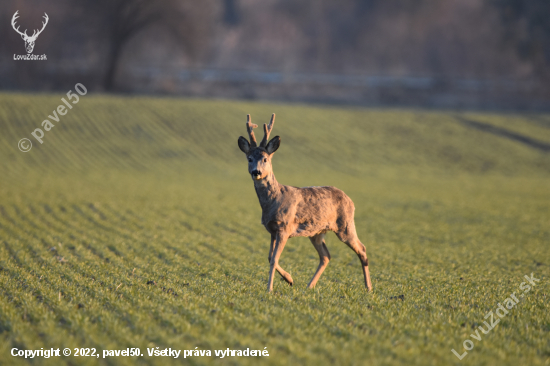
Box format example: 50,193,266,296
251,170,262,179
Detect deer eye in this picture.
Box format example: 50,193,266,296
263,158,267,162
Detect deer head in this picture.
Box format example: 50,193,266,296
238,114,281,181
12,11,49,54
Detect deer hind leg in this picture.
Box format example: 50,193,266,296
337,229,372,291
307,233,331,289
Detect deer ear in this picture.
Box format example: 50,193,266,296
238,136,250,154
266,136,280,154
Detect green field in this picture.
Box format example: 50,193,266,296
0,93,548,365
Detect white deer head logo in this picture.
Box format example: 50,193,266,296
11,11,49,54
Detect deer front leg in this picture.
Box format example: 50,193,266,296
267,233,289,292
268,234,293,286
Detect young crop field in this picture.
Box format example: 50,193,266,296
0,93,548,365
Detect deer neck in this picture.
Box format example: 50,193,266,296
253,171,281,209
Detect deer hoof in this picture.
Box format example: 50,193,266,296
282,274,293,286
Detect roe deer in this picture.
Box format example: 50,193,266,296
237,114,373,292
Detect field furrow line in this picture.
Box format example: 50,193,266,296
0,215,189,351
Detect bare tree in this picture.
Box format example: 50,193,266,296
493,0,550,85
223,0,240,26
82,0,215,91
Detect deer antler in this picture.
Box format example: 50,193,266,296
11,11,28,38
260,114,276,147
246,114,258,147
30,13,48,40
